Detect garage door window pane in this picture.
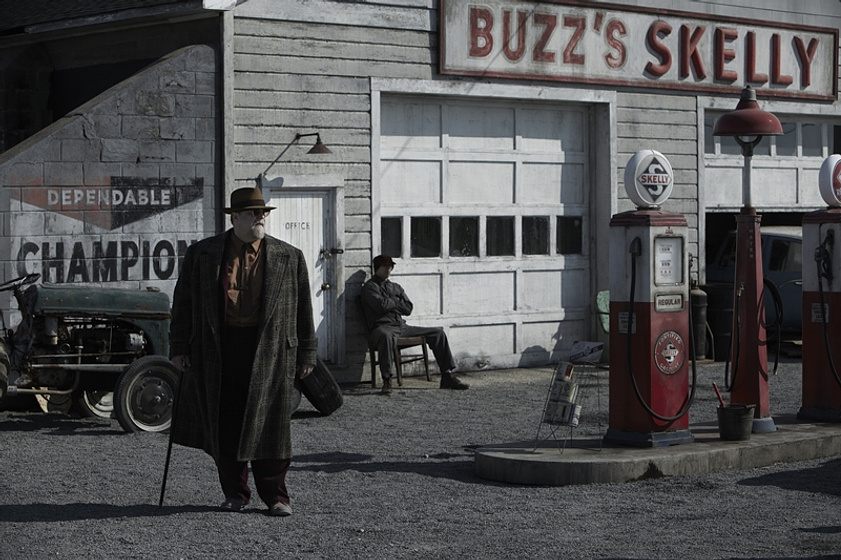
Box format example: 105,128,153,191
720,135,742,155
704,115,716,154
523,216,549,255
381,217,402,258
487,216,514,256
802,123,822,157
450,216,479,257
776,122,797,156
411,217,441,258
557,216,583,254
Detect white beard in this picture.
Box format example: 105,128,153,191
251,223,266,239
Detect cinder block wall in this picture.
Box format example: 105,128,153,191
0,45,53,154
0,44,220,324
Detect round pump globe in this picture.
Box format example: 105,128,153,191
818,154,841,208
623,150,674,209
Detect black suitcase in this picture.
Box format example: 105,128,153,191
295,357,343,415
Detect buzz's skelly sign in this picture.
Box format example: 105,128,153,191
440,0,838,100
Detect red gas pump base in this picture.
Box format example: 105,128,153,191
798,210,841,423
604,427,694,448
797,407,841,423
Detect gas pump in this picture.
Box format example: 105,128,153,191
799,154,841,422
605,150,696,447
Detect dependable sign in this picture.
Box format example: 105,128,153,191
439,0,838,100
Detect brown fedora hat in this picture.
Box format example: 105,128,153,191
223,187,276,214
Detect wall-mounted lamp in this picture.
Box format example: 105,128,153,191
295,132,332,154
260,131,333,181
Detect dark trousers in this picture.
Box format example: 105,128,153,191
371,323,456,379
216,456,291,507
218,325,290,507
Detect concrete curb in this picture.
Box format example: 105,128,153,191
474,414,841,485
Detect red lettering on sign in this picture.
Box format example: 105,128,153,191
680,25,707,79
794,36,819,87
604,19,627,69
533,13,557,63
563,16,585,64
714,27,738,82
771,33,794,85
593,11,604,33
469,7,493,57
502,10,527,61
745,31,768,84
645,20,672,77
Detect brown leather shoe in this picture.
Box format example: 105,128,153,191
380,377,393,395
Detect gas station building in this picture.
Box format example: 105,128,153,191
0,0,840,383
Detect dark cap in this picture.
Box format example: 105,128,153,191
224,187,276,214
372,254,396,269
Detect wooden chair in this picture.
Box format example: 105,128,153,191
358,298,431,387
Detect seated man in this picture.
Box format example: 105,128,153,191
361,254,469,395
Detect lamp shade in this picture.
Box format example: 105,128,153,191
713,86,782,137
307,136,332,154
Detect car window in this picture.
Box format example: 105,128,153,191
768,239,802,273
716,235,737,269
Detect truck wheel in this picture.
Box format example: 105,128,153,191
114,356,177,433
72,390,114,419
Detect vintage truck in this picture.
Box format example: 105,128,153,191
0,274,177,433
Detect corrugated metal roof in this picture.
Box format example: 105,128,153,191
0,0,203,34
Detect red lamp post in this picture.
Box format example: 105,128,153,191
713,86,782,433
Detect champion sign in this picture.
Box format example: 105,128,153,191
623,150,674,208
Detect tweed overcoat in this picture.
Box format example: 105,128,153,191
169,230,318,462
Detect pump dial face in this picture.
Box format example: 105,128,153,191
653,236,683,286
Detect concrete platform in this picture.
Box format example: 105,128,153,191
474,414,841,486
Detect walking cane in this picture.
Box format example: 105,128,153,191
159,364,184,507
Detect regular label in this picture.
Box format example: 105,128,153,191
655,293,684,312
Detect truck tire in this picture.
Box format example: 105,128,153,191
114,355,178,433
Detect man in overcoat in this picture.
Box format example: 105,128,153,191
169,186,317,517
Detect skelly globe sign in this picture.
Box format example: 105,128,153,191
818,154,841,208
624,150,674,209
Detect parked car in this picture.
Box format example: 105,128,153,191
705,226,803,338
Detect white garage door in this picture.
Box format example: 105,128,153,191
375,95,592,370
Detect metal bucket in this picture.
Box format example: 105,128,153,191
716,404,755,441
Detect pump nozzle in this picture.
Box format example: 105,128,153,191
629,237,642,257
816,229,834,283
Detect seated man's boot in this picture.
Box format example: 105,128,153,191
440,370,469,390
381,377,393,395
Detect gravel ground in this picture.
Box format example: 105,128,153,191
2,356,841,560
